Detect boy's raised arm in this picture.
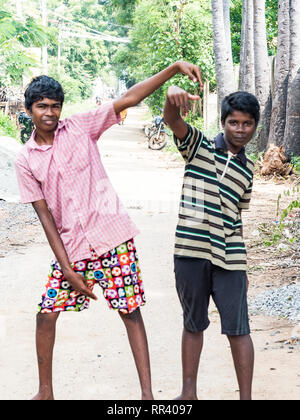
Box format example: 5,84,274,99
113,61,203,115
164,85,200,140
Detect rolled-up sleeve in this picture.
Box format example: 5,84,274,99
14,154,44,204
174,124,205,163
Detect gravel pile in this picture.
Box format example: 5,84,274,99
0,201,39,239
249,283,300,323
0,136,22,202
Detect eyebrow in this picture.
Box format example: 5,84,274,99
36,101,61,106
227,118,254,123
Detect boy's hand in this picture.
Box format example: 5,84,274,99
166,85,200,117
63,269,98,301
175,61,204,89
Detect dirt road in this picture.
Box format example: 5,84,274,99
0,106,299,400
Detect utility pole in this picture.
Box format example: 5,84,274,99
41,0,48,74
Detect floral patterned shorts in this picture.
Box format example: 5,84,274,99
38,238,146,315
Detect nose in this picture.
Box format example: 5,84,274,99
45,106,55,117
236,124,245,133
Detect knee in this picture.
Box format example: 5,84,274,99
36,312,59,330
119,308,142,325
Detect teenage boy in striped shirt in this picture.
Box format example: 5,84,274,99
164,85,260,400
14,62,203,401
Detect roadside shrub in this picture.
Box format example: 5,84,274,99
0,111,18,138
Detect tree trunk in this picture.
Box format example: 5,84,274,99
211,0,235,107
253,0,271,151
244,0,255,94
223,0,234,82
253,0,270,110
268,0,289,148
239,0,247,90
283,0,300,158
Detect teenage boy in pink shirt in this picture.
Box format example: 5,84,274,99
15,61,203,400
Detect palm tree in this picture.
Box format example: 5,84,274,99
283,0,300,157
267,0,289,148
244,0,255,94
253,0,271,151
211,0,235,107
254,0,270,110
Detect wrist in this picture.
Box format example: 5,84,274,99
61,264,73,276
168,61,180,76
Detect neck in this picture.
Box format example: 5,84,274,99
223,134,242,155
35,129,55,146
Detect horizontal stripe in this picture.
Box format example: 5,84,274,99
185,168,217,182
176,229,226,247
180,198,222,213
178,214,224,230
173,124,253,270
215,151,253,179
175,244,226,263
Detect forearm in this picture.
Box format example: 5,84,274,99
32,201,72,275
123,62,180,108
164,93,188,140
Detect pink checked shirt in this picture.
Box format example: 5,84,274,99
14,102,140,262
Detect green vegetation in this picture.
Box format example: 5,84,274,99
0,111,18,139
254,187,300,249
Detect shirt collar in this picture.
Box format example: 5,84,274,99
213,132,247,166
26,119,66,150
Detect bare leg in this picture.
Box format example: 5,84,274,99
175,328,204,400
119,308,153,400
227,334,254,400
32,312,60,400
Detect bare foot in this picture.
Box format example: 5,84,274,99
174,394,198,400
32,388,54,400
142,391,154,400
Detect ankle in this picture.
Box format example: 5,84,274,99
32,385,54,400
174,392,198,401
141,389,154,400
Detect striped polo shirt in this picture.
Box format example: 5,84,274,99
174,124,254,271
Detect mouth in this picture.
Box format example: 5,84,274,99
43,120,57,126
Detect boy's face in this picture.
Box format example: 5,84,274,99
222,111,257,153
27,98,62,133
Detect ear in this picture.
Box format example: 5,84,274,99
25,107,32,117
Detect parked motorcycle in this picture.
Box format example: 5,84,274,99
18,112,34,144
144,107,168,150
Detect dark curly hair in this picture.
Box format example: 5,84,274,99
25,75,65,111
221,91,260,126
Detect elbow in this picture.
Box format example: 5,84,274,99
122,92,138,108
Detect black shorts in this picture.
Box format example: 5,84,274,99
174,257,250,336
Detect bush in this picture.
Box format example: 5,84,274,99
0,111,18,139
290,154,300,174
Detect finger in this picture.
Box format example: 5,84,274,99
80,281,98,300
83,287,98,300
174,95,182,109
182,66,197,83
194,67,204,88
180,93,189,116
188,94,201,101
